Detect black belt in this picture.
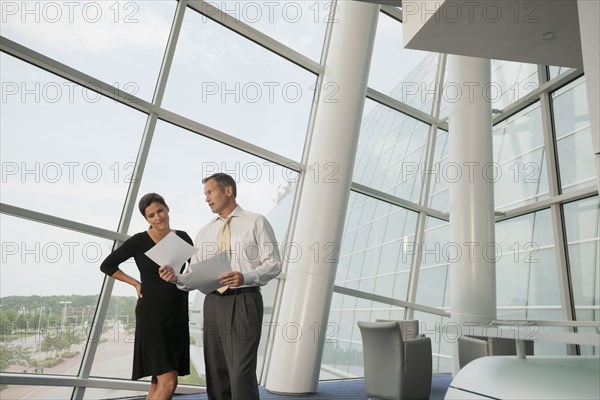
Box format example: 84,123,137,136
212,286,260,296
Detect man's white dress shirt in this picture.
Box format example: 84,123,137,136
179,205,281,289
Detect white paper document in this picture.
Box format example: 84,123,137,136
144,231,198,273
177,252,232,294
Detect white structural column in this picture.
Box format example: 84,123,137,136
577,0,600,193
448,55,496,373
265,2,379,394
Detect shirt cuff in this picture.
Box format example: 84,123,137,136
242,270,259,286
175,277,190,291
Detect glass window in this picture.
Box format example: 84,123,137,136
387,53,439,115
88,292,138,381
197,0,329,62
354,99,430,202
127,120,297,237
162,7,317,161
438,57,452,121
563,197,599,324
428,129,449,213
548,66,576,81
0,53,147,231
343,193,363,232
336,192,418,298
492,102,549,211
0,385,74,399
439,56,450,120
368,12,431,106
107,119,297,383
553,78,595,192
327,193,420,378
489,60,538,111
416,217,450,308
322,293,357,378
496,209,567,355
358,197,378,226
0,0,177,101
439,59,537,120
0,214,112,379
322,293,406,379
495,209,560,318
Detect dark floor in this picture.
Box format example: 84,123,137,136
131,374,452,400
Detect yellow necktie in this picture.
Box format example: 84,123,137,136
216,217,231,294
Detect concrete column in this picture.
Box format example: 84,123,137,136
265,2,379,394
447,55,496,374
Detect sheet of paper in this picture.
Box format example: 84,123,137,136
177,252,232,294
144,231,198,272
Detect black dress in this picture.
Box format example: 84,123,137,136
100,230,192,380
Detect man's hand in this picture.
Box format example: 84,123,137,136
219,271,244,288
159,265,177,283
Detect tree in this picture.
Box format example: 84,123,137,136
41,334,71,357
0,309,18,331
16,314,27,332
0,342,31,371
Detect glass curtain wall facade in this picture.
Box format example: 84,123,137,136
1,1,322,398
1,2,598,398
317,9,599,377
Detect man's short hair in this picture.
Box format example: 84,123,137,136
203,173,237,198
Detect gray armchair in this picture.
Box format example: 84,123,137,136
458,335,534,368
358,321,432,400
375,319,419,340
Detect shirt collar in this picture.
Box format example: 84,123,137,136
214,205,243,222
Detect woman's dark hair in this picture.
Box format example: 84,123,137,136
202,173,237,198
138,193,169,217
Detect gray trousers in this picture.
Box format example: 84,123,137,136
203,291,263,400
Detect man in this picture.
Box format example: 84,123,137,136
160,172,281,400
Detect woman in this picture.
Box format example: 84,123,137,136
100,193,192,400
